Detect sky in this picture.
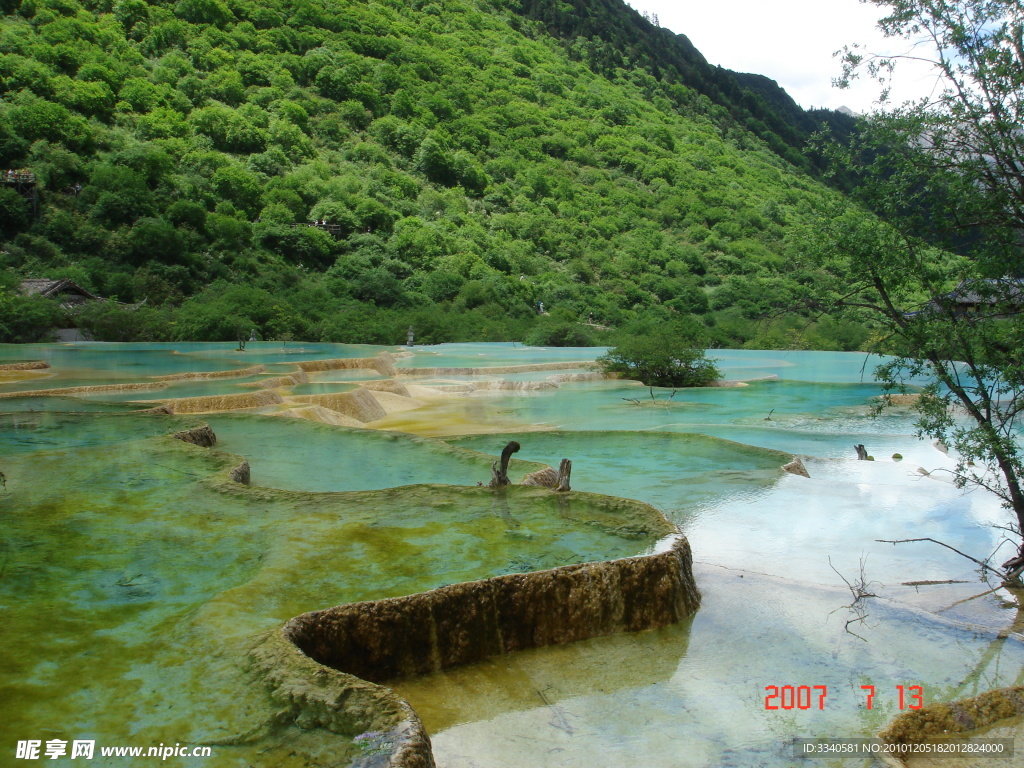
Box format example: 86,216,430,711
625,0,942,114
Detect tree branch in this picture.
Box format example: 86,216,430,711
876,537,998,573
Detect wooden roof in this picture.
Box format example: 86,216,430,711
947,278,1024,306
20,278,100,301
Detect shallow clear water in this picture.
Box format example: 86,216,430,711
420,378,891,436
205,414,509,491
63,375,283,403
0,410,198,454
396,342,605,369
0,341,392,385
711,348,891,383
397,565,1024,768
1,342,1020,768
447,430,789,515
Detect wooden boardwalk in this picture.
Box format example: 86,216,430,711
1,170,38,216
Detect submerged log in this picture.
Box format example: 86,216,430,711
522,466,558,488
522,458,572,491
489,441,520,488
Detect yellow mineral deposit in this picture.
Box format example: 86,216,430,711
0,381,169,398
290,388,388,423
271,405,365,427
298,353,398,376
0,360,50,370
162,389,283,413
249,373,304,389
0,360,52,384
153,364,268,381
366,396,553,437
880,686,1024,768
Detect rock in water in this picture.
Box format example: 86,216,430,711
782,457,810,477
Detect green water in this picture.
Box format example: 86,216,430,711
427,378,890,438
0,411,199,454
300,369,385,383
63,376,284,403
1,419,655,766
0,396,139,413
0,341,392,386
203,415,521,491
2,342,1022,768
396,342,603,369
447,430,790,515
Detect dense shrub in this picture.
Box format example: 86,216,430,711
599,322,720,386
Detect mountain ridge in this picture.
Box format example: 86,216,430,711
512,0,858,173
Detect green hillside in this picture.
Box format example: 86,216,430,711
0,0,864,349
516,0,858,172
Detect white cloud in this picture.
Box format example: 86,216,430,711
627,0,941,113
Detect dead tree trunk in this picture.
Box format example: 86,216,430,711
554,458,571,492
854,444,869,460
489,441,520,488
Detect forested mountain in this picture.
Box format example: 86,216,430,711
0,0,864,348
515,0,858,172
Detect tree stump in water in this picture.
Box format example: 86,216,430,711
489,441,520,488
555,458,571,492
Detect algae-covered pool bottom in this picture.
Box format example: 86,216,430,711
0,414,665,766
446,430,791,514
203,413,504,492
6,424,1021,768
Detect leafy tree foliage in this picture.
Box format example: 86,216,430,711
0,0,864,345
0,281,62,342
515,0,857,175
599,320,719,387
806,0,1024,576
0,187,29,234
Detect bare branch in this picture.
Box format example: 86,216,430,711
876,537,998,573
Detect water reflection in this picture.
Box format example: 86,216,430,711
409,566,1024,768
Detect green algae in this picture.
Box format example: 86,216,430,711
0,411,204,456
203,414,548,492
1,417,665,766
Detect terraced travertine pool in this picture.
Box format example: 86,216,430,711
2,341,1022,767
